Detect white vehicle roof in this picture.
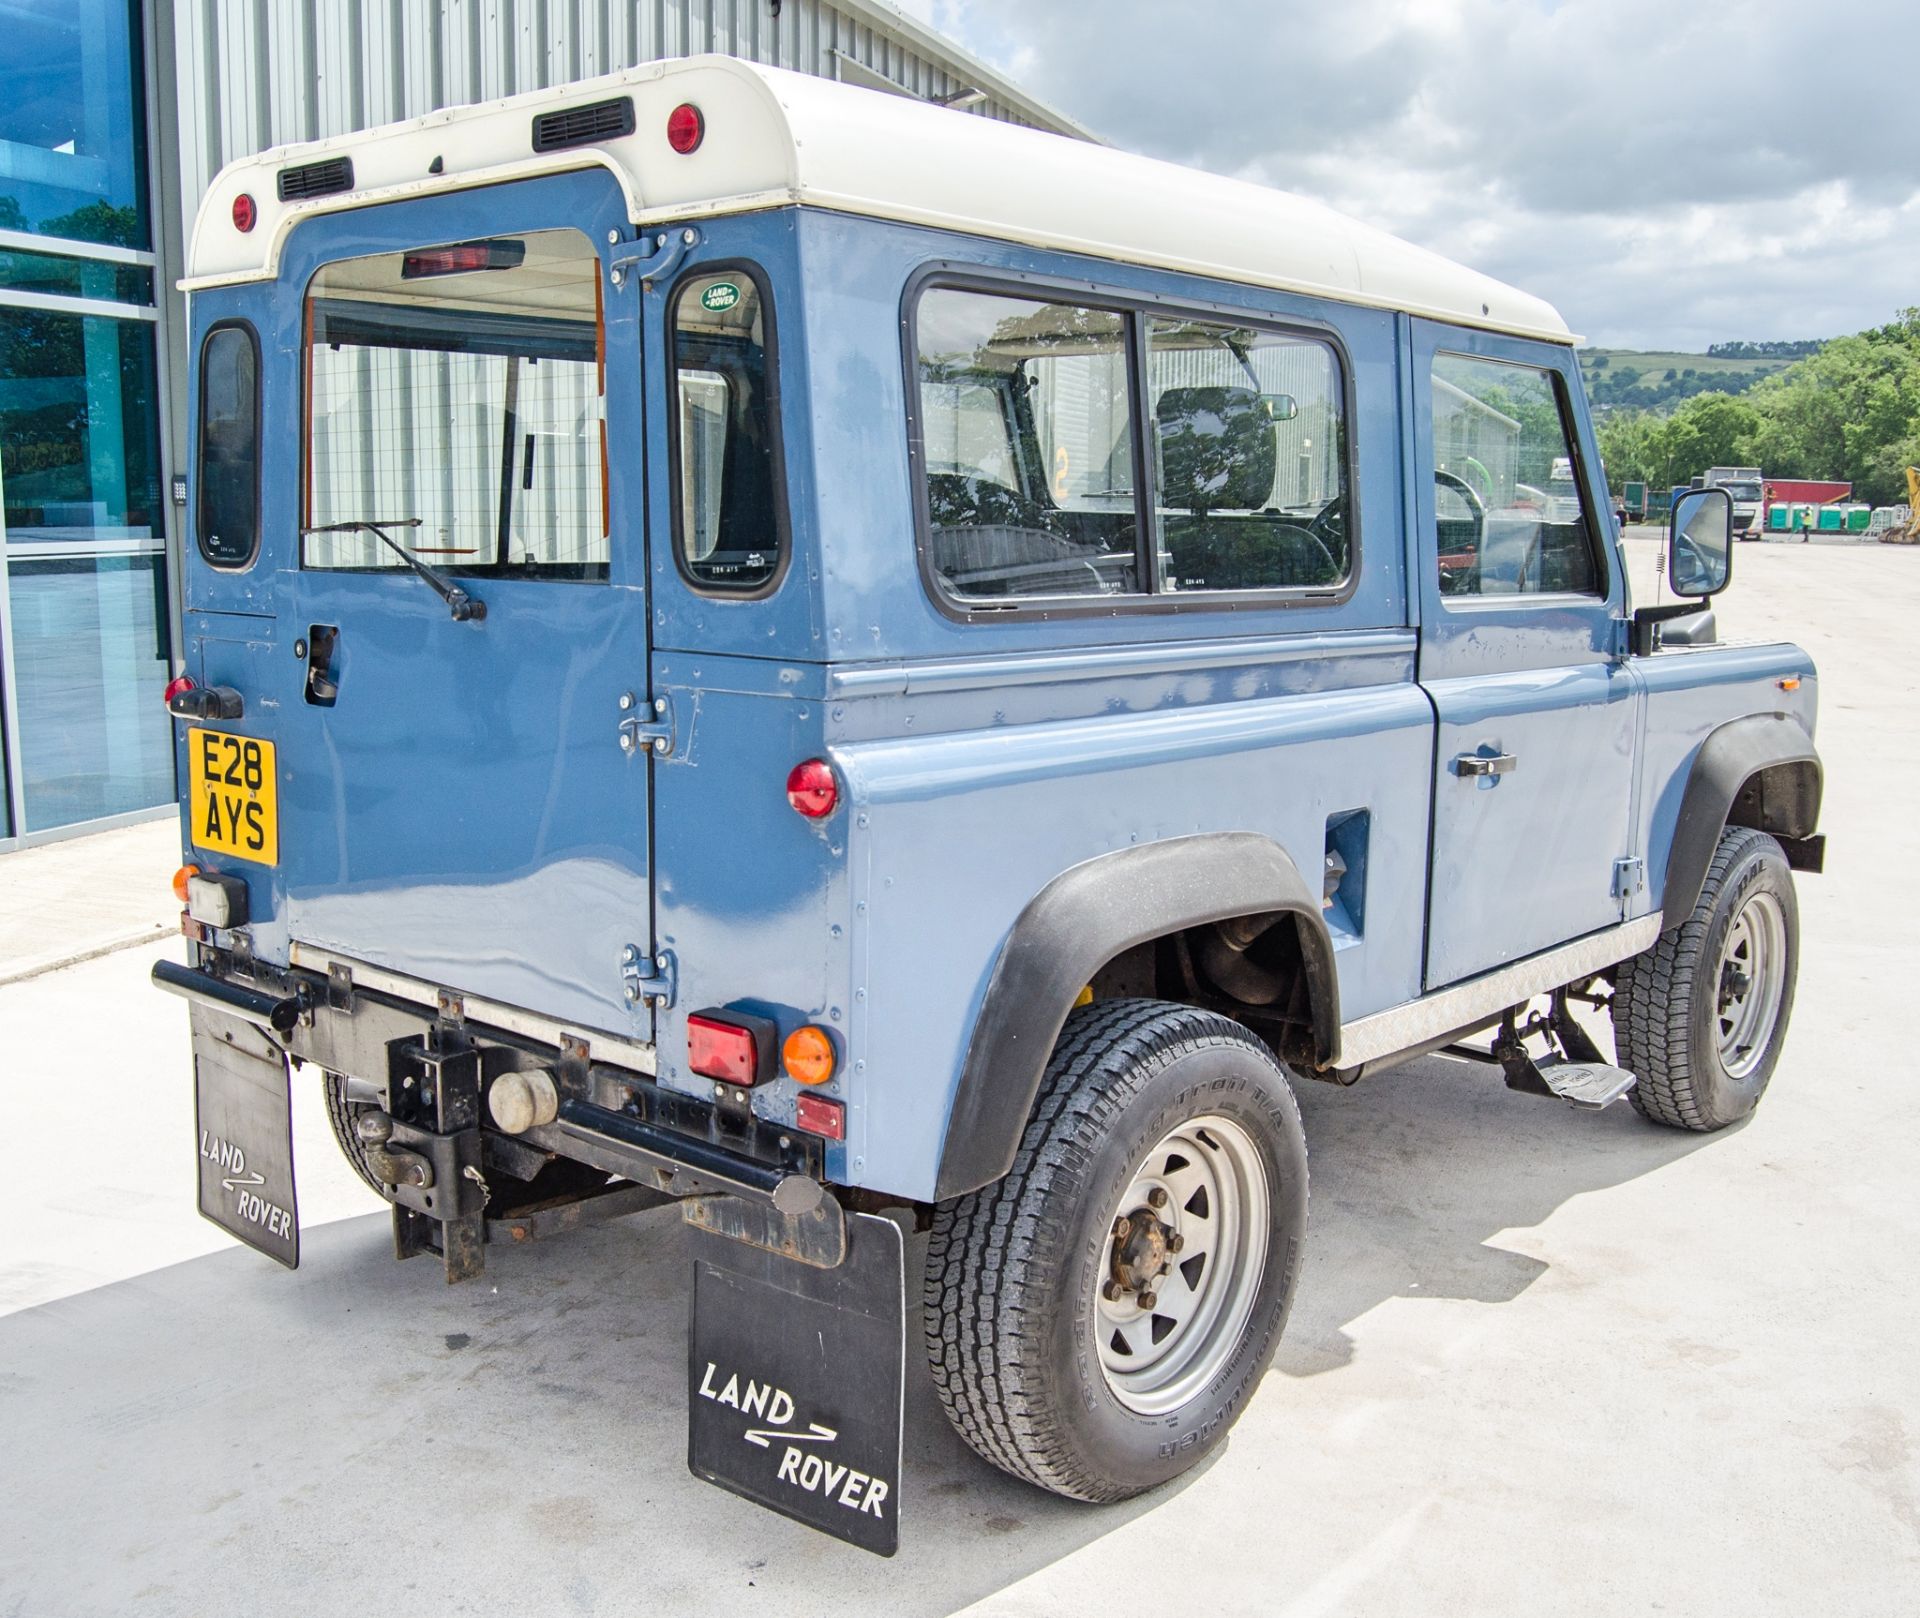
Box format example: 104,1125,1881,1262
186,55,1573,344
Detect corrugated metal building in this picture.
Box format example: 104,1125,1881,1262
0,0,1079,849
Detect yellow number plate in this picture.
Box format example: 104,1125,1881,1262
188,729,279,865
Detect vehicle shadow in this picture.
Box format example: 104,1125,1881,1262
0,1050,1720,1618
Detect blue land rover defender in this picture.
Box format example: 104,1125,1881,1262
157,59,1823,1553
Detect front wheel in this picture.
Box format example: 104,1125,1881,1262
1615,825,1800,1130
925,1001,1308,1501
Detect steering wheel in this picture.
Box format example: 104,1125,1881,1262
1434,470,1486,593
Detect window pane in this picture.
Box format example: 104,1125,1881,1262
1147,319,1348,592
672,272,784,592
916,288,1139,602
0,0,151,249
7,552,173,832
304,230,608,581
198,325,258,566
0,308,163,541
1431,354,1599,597
0,248,152,305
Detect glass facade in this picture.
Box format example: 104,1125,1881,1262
0,0,170,844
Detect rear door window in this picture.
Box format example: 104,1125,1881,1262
302,228,608,581
670,270,787,594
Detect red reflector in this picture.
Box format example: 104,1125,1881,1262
666,102,705,155
795,1093,845,1141
786,758,838,819
401,238,528,279
232,193,257,233
163,674,196,709
687,1014,759,1086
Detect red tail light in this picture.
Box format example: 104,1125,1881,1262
786,759,838,819
666,103,705,155
232,193,257,232
795,1093,845,1141
164,674,196,709
686,1010,777,1087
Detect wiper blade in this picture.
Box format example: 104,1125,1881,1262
300,517,487,623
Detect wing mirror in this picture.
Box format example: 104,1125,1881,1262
1630,487,1734,654
1260,392,1299,422
1668,487,1733,597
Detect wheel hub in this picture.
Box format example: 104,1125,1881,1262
1109,1208,1174,1297
1093,1114,1270,1416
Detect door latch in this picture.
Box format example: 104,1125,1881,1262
1453,751,1517,779
623,946,676,1009
618,691,675,757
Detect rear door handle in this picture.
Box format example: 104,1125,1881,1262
1455,752,1517,778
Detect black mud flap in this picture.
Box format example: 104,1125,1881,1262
688,1209,904,1556
191,1005,299,1269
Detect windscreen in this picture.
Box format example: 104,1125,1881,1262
303,229,608,581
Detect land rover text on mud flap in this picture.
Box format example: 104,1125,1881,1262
156,57,1824,1554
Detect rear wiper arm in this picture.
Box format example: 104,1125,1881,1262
299,517,487,623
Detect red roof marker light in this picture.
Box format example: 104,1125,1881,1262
786,759,838,819
231,193,257,233
666,102,705,155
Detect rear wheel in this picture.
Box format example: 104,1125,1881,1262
925,1000,1308,1501
1615,825,1799,1130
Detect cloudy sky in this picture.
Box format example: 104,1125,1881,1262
894,0,1918,350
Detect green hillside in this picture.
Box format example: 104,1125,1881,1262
1577,349,1801,412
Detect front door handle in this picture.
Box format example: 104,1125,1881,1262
1455,752,1517,779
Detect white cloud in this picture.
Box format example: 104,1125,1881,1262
923,0,1920,347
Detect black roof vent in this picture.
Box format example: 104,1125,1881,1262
277,156,355,203
532,96,636,153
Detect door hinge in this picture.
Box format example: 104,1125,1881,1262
618,691,675,758
623,946,676,1009
1611,856,1645,902
1608,616,1631,659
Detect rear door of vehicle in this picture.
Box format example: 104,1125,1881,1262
243,175,652,1039
1411,320,1640,987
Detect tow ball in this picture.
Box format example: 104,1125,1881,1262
354,1111,435,1190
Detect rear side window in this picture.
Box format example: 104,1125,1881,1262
1146,317,1348,591
671,270,786,594
916,288,1140,601
197,324,260,567
1431,354,1600,598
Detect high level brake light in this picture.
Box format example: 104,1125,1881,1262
401,239,528,279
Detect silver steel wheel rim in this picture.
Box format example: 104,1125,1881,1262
1716,889,1787,1080
1095,1114,1269,1417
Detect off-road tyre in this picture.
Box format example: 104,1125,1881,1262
1616,825,1799,1131
925,1000,1309,1502
322,1071,397,1202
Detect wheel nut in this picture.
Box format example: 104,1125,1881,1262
1102,1280,1124,1302
1113,1216,1131,1240
1167,1233,1185,1254
1138,1290,1158,1311
1147,1187,1168,1209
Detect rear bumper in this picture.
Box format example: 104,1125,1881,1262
153,953,827,1211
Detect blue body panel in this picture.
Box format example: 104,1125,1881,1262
176,183,1819,1204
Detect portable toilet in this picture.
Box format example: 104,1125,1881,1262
1769,502,1791,532
1846,505,1872,534
1818,505,1845,532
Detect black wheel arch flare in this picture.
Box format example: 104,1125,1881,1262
932,833,1339,1200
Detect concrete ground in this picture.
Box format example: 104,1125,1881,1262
2,535,1917,1616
